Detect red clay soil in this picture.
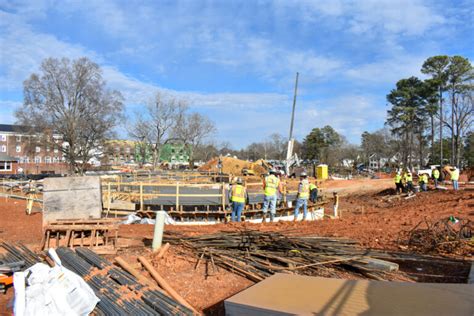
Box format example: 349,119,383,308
120,189,473,254
116,189,473,313
0,198,43,248
118,247,253,313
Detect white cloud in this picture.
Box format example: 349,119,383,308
281,0,445,36
345,55,428,84
198,32,343,83
0,10,99,91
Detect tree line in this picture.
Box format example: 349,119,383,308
385,55,472,168
15,55,473,174
15,57,216,173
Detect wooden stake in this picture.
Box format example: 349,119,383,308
156,242,170,259
138,256,197,313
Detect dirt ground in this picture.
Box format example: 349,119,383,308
0,179,473,314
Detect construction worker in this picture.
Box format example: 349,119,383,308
309,181,318,203
450,167,460,190
394,171,403,194
294,172,310,221
333,191,339,217
228,178,248,222
262,169,281,222
404,170,414,194
418,173,428,192
432,168,440,188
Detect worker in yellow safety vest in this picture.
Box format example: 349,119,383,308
432,168,440,188
228,177,248,222
394,171,403,194
418,173,428,192
294,172,310,221
309,182,318,203
404,170,414,193
450,167,460,190
262,169,281,222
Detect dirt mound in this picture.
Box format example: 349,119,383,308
198,157,267,176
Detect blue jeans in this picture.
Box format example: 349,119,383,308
262,195,277,215
453,180,459,190
434,178,438,187
294,198,308,220
421,183,427,191
231,202,245,222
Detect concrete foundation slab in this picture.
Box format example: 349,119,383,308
225,273,474,316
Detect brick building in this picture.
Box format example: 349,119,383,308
0,124,68,175
102,140,136,166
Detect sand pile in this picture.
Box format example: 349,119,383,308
198,157,267,176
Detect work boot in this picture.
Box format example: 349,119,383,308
270,213,275,223
261,213,267,223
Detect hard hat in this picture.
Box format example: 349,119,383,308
236,177,243,184
269,169,277,174
300,171,307,177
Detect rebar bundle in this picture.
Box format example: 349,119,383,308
164,230,405,282
56,247,194,315
0,241,41,269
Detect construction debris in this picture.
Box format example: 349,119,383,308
399,217,473,255
164,230,408,282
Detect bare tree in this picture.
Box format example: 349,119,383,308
127,111,151,167
16,57,124,174
175,112,216,167
443,90,473,166
129,92,188,169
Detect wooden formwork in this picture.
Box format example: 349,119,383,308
41,219,121,254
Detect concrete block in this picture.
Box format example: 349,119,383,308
43,176,102,225
225,273,474,316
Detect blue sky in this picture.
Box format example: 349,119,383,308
0,0,473,148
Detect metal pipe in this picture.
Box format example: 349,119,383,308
152,211,166,251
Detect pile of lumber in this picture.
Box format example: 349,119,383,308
164,230,407,282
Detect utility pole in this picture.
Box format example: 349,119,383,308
288,72,299,141
286,72,299,176
439,87,443,167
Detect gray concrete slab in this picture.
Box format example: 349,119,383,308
43,176,102,225
225,273,474,316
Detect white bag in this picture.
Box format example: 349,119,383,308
15,249,99,316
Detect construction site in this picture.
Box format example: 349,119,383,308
1,2,473,314
0,157,473,315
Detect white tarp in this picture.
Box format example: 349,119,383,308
13,249,99,316
122,212,176,225
122,208,325,226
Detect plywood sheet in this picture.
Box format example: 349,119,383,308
43,176,102,225
225,273,474,316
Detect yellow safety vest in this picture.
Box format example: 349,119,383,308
309,183,317,191
264,175,279,196
451,169,459,181
394,174,401,183
433,169,440,179
423,174,429,183
231,185,246,203
405,174,413,182
298,180,310,199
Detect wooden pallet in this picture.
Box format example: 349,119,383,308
41,219,121,254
